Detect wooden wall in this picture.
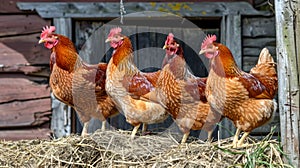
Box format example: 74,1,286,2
0,1,52,140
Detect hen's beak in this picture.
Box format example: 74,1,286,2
162,45,167,50
105,38,111,43
199,49,205,55
38,39,45,44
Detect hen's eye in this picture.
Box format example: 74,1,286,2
207,44,214,49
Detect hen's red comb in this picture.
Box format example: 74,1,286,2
165,33,174,45
201,34,217,49
40,26,56,39
108,27,122,38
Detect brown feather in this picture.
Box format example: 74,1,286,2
122,73,154,97
105,31,168,130
112,37,133,66
142,70,161,87
142,43,219,139
206,43,278,134
48,34,118,126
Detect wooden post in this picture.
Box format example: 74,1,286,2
275,0,300,166
50,18,73,138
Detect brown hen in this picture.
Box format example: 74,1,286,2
105,27,169,139
142,33,221,143
199,35,278,147
39,26,118,136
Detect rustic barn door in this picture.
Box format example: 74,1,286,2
75,23,217,138
18,2,269,139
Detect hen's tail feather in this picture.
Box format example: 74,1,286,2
257,48,274,65
250,48,278,99
250,48,276,76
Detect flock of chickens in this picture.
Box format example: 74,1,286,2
38,25,278,148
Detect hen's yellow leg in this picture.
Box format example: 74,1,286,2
81,121,89,137
207,130,213,142
237,132,250,147
142,124,148,134
181,132,190,144
232,128,241,148
101,121,106,131
131,123,141,140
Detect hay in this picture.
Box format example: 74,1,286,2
0,129,293,168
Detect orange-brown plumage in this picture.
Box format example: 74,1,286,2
39,26,118,136
142,34,220,143
200,35,278,147
105,28,168,139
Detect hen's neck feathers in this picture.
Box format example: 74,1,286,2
112,37,133,66
212,43,242,77
52,34,81,72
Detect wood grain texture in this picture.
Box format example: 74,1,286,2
0,77,50,103
0,129,51,141
4,0,253,14
275,0,300,166
0,98,51,128
0,34,51,65
243,17,275,37
0,15,49,37
17,2,267,18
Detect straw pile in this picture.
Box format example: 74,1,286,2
0,129,293,167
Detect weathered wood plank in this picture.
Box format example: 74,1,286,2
243,46,276,57
223,14,242,68
243,37,276,48
2,0,254,14
0,42,28,66
0,128,51,141
76,21,106,64
0,77,50,103
0,15,49,37
243,48,264,56
0,65,40,73
243,17,275,37
0,34,51,65
275,0,300,166
243,56,259,72
17,2,269,19
136,26,159,69
0,99,51,128
0,74,49,85
0,41,49,74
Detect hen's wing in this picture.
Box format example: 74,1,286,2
142,70,161,87
238,48,277,99
81,62,107,96
183,78,207,103
238,73,269,99
250,48,277,99
122,72,156,98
